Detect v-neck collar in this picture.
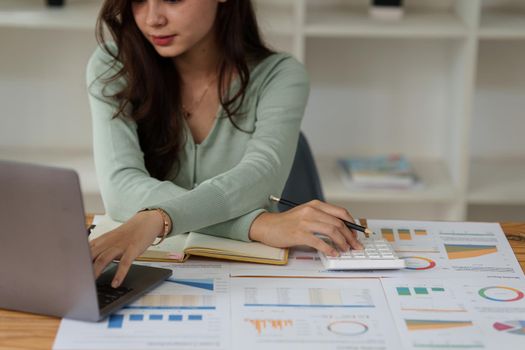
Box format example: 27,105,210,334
183,54,274,147
184,73,240,147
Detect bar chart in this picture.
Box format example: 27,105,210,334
390,282,467,313
107,312,206,329
245,319,294,335
405,319,473,331
444,244,498,259
379,228,429,242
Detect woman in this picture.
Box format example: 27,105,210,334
88,0,362,288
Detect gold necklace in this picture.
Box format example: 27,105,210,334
182,76,217,119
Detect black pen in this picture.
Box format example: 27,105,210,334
269,195,372,237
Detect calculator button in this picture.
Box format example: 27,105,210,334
338,255,353,260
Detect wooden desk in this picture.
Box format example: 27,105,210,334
1,220,524,350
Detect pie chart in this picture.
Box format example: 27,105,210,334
478,286,524,302
327,320,368,336
493,320,525,336
402,256,436,270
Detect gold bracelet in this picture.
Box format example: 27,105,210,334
139,208,172,246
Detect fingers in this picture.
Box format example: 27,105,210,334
340,227,363,250
111,250,135,288
303,201,363,251
89,237,107,261
301,233,338,257
93,248,122,279
308,200,356,236
302,219,349,252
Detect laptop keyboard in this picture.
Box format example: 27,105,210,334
96,283,133,309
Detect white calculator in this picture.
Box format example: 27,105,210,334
318,238,406,270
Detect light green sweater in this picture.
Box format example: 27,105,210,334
87,44,309,241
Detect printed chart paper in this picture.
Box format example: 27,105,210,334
367,220,524,279
230,277,402,350
53,270,231,350
381,277,525,350
53,220,524,349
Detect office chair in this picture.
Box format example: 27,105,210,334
278,132,325,212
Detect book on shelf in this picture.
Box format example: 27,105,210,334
89,216,288,265
338,154,421,189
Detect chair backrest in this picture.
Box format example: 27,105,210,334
279,132,325,212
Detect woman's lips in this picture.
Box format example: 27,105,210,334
151,35,176,46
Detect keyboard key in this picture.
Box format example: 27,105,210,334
97,284,133,309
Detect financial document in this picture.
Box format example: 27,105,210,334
53,268,231,350
231,221,523,279
53,221,525,349
366,220,524,279
381,277,525,350
230,277,403,350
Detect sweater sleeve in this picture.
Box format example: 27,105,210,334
87,45,268,241
154,55,310,235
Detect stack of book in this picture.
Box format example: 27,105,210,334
338,154,421,189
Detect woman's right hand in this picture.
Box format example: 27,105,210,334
249,200,363,257
89,210,167,288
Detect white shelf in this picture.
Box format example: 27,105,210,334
305,7,468,39
479,10,525,39
468,158,525,205
0,149,99,195
254,2,296,36
2,0,525,221
316,156,457,204
0,0,101,30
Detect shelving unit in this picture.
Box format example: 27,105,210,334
254,0,297,36
0,149,102,212
479,11,525,39
317,157,456,204
258,0,525,221
468,159,525,205
304,6,468,39
479,0,525,40
1,0,524,221
0,149,98,193
467,0,525,221
0,0,101,30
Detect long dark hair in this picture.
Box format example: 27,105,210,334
95,0,273,180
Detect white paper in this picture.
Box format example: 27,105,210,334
363,220,524,279
53,269,231,350
381,277,525,350
230,277,403,349
54,219,524,349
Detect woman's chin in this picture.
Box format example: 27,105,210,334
153,45,187,58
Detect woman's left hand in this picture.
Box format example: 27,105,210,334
249,199,363,256
89,211,165,288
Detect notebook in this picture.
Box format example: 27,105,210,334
89,216,288,265
338,154,420,189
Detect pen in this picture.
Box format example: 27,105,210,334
269,195,372,237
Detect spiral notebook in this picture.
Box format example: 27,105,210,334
89,216,288,265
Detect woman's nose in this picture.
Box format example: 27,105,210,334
145,2,167,27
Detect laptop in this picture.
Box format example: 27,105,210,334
0,160,172,322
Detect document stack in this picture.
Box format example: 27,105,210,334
338,154,420,189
